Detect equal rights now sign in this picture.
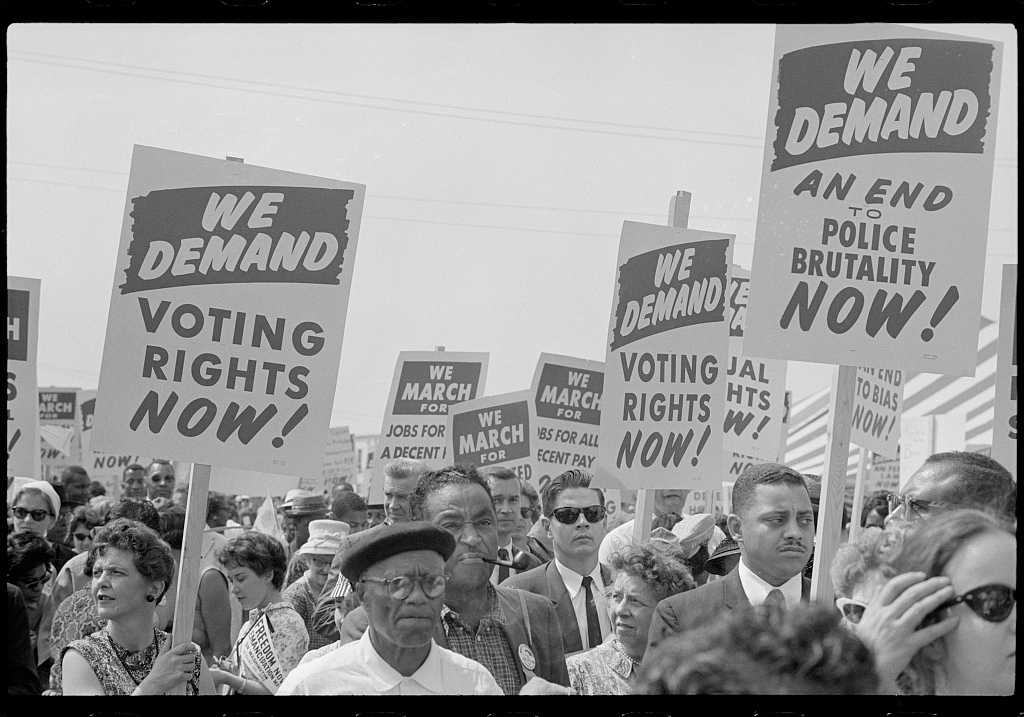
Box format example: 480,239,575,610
448,390,535,482
744,25,1003,377
93,146,365,477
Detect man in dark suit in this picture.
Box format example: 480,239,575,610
646,462,815,656
481,467,544,584
504,469,612,656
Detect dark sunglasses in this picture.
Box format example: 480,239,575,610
13,507,54,522
932,583,1017,624
73,532,93,542
18,566,53,590
551,505,606,525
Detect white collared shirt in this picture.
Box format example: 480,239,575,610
553,558,612,650
736,558,803,608
489,539,518,586
276,629,502,695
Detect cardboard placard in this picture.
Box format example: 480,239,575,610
530,353,603,480
596,221,733,490
991,265,1017,477
744,24,1003,377
850,367,903,458
322,425,356,488
448,390,535,482
39,387,81,481
93,146,365,477
724,267,788,458
867,452,900,495
6,276,41,478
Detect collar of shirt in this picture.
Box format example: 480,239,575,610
359,629,444,693
554,557,605,599
606,636,638,680
441,582,504,629
736,558,802,607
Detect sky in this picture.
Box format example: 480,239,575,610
7,23,1018,438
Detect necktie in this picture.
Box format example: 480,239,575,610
497,548,510,584
581,576,602,649
764,588,786,609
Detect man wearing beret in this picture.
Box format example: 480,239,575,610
277,521,502,695
645,462,814,658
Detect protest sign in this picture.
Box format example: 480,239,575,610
531,353,603,479
850,367,903,458
899,412,966,488
368,351,488,501
92,146,365,477
724,267,788,458
7,277,41,478
237,612,288,693
991,265,1016,477
209,466,300,497
39,387,81,481
744,25,1004,377
448,390,535,482
595,220,733,491
867,451,900,494
322,425,356,488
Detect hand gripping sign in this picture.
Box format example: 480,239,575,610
595,220,733,491
531,353,604,479
93,146,365,477
448,390,536,482
7,276,41,478
744,25,1003,377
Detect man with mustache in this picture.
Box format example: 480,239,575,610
646,462,815,655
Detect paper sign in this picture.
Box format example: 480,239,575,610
7,277,41,478
899,413,966,488
850,367,903,458
596,221,733,490
209,466,300,497
39,387,81,481
867,452,900,495
992,265,1017,477
87,453,147,498
93,145,365,477
448,390,535,482
724,267,788,458
531,353,603,480
237,613,287,692
744,25,1003,377
322,425,356,487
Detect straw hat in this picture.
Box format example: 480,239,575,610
282,490,328,517
297,519,351,557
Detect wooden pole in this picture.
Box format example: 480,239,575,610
809,365,857,603
848,445,870,543
631,190,691,546
170,461,210,692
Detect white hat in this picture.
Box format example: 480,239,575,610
14,480,62,517
670,513,716,558
297,519,351,557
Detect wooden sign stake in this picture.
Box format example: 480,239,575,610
809,365,857,603
170,461,211,693
847,445,870,543
631,190,691,546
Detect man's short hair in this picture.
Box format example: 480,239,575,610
383,458,428,482
638,603,879,695
731,463,809,518
148,459,174,474
540,469,604,517
60,465,89,486
332,491,368,518
921,451,1016,520
123,464,146,476
409,464,492,521
481,466,519,484
206,491,232,522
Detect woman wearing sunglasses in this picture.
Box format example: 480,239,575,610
11,481,77,573
859,509,1015,695
830,526,902,629
66,506,105,555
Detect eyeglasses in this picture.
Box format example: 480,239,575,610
360,573,447,600
17,567,53,590
835,597,868,624
73,532,93,542
13,507,54,522
935,583,1017,624
885,492,947,518
551,505,606,525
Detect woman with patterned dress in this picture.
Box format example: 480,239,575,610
210,531,309,695
282,519,349,650
567,543,695,695
60,519,215,695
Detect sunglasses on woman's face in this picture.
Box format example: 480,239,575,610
934,583,1017,624
835,597,868,624
73,532,92,542
13,507,53,522
551,505,606,525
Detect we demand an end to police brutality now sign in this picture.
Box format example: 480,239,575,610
93,146,365,478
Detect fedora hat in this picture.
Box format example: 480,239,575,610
283,490,328,517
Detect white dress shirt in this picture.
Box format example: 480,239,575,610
276,629,503,695
736,558,803,608
553,558,612,650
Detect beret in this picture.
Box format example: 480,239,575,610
340,521,455,584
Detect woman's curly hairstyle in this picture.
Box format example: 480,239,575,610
219,531,287,589
609,543,696,603
86,518,175,603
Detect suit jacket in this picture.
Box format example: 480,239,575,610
502,561,612,655
336,585,570,688
645,567,812,660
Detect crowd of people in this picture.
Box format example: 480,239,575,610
5,450,1016,696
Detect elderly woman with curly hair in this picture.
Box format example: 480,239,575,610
566,543,696,694
209,531,308,695
60,519,215,695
